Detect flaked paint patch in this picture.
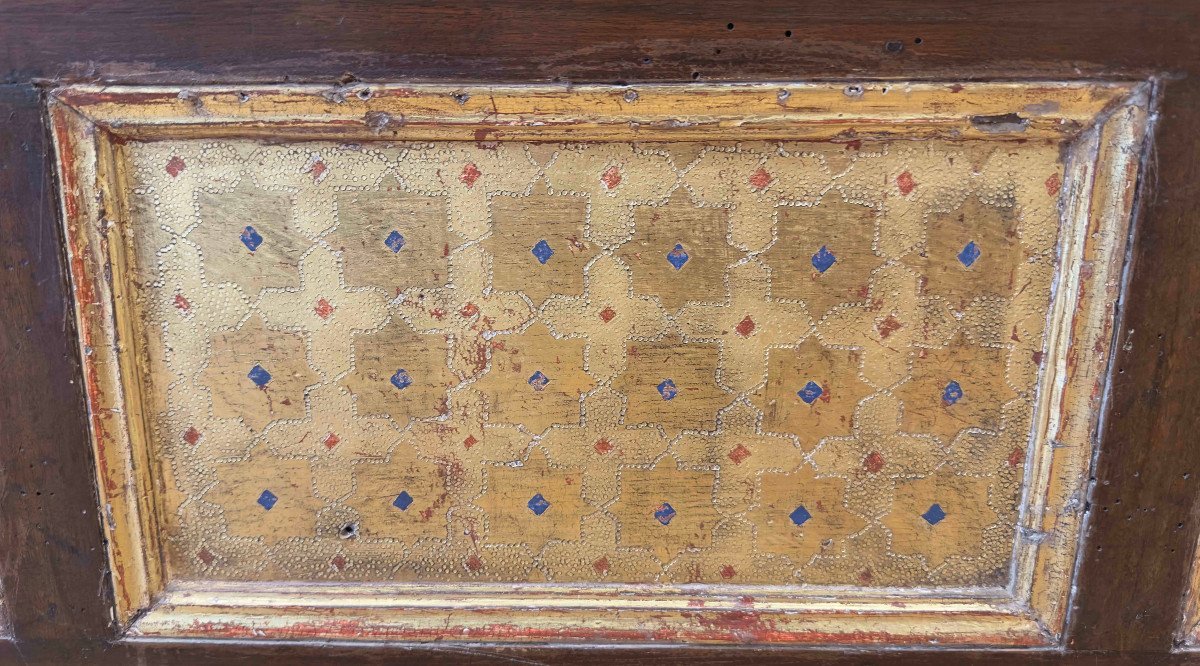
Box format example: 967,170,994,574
153,613,1046,645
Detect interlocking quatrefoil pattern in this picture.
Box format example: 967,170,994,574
126,138,1063,587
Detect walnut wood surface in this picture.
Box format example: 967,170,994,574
0,1,1199,662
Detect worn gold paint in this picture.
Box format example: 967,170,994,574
49,83,1148,646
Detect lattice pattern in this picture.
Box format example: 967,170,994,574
125,139,1062,587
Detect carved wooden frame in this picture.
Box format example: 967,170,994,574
49,82,1150,647
1176,546,1200,646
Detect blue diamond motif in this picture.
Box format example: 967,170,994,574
790,505,812,526
390,369,412,390
666,243,690,270
958,241,981,268
922,503,947,525
257,489,278,511
811,245,837,273
527,493,551,516
942,380,964,405
247,364,272,387
240,226,263,252
531,239,555,264
528,370,550,391
797,381,824,405
385,230,406,253
657,379,678,400
393,491,414,511
654,502,677,525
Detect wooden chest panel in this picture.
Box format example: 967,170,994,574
49,82,1149,645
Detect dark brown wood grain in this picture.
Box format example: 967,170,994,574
0,83,117,660
1069,78,1200,652
0,0,1194,85
0,1,1198,662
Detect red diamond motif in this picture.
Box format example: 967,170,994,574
323,432,341,450
314,298,335,319
173,294,191,312
460,302,480,318
600,165,622,190
864,451,885,473
896,171,917,195
720,564,737,579
165,155,186,178
1045,173,1062,197
593,556,610,573
1007,446,1025,467
876,314,903,339
728,444,751,465
748,167,772,189
183,427,202,446
310,159,328,182
598,306,617,323
196,547,215,565
331,554,347,571
460,163,482,187
594,438,614,455
463,435,478,450
735,315,756,337
466,555,483,571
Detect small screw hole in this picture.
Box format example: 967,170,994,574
914,37,923,44
357,88,372,100
726,22,735,30
340,523,359,539
691,71,700,80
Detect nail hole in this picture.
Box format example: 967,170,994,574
339,522,359,539
237,92,250,103
844,84,864,97
623,90,639,103
914,37,923,44
784,30,792,37
357,88,372,100
642,56,652,64
452,91,470,105
726,22,735,30
691,71,700,80
884,40,904,54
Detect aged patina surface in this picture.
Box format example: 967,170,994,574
48,83,1146,645
126,138,1059,588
